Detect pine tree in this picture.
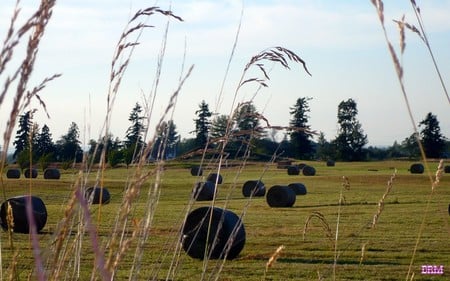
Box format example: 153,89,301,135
56,122,83,162
35,124,55,159
289,97,313,159
334,98,367,161
193,100,212,148
419,112,446,158
124,103,145,149
13,111,34,158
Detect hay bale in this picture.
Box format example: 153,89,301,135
85,187,111,204
190,166,203,176
302,165,316,176
24,168,38,178
288,183,307,195
444,165,450,173
182,206,245,260
44,168,60,179
0,196,47,233
326,160,335,167
207,173,223,184
297,163,307,169
242,180,266,197
6,169,20,179
192,181,216,201
266,185,296,207
410,163,424,174
287,165,300,175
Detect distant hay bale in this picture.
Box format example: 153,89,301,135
266,185,296,207
410,163,424,174
207,173,223,184
277,160,292,169
287,165,300,175
6,169,20,179
44,168,60,179
302,165,316,176
288,183,307,195
24,168,38,178
182,206,246,260
192,181,216,201
190,166,203,176
242,180,266,197
444,165,450,173
85,187,111,204
326,160,335,167
297,163,306,169
0,195,47,233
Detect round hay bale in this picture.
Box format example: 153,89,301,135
6,169,20,179
326,160,335,167
266,185,296,207
190,166,203,176
0,196,47,233
287,165,300,175
410,163,424,174
444,165,450,173
207,173,223,184
302,165,316,176
192,181,216,201
288,183,307,195
297,163,307,169
24,168,38,178
182,206,245,260
85,187,111,204
242,180,266,197
44,168,60,179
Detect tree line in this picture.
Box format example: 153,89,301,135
7,98,448,169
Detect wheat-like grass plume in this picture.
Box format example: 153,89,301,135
262,245,285,280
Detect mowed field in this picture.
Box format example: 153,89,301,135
1,160,449,280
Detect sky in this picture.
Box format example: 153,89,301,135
1,0,449,152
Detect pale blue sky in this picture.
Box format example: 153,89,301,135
1,0,449,150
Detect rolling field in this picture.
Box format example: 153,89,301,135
0,160,448,280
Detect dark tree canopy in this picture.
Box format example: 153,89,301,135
152,120,179,159
334,98,367,161
289,97,314,159
124,102,145,149
193,100,212,148
56,122,83,162
35,124,55,159
419,112,446,158
13,111,34,158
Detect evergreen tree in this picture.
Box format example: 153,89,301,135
56,122,83,162
193,100,212,148
13,111,34,158
35,124,55,159
334,98,367,161
210,114,230,141
152,120,179,159
419,112,446,158
124,102,145,149
315,131,334,160
401,133,420,159
289,97,314,159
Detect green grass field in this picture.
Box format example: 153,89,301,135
1,160,448,280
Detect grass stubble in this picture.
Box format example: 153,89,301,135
0,0,448,280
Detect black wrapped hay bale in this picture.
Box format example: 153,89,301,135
302,165,316,176
0,196,47,233
444,165,450,173
326,160,335,167
24,168,38,178
85,187,111,204
190,166,203,176
288,183,307,195
410,163,424,174
44,168,60,179
266,185,296,207
207,173,223,184
6,169,20,179
287,165,300,175
182,207,245,260
242,180,266,197
192,181,216,201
